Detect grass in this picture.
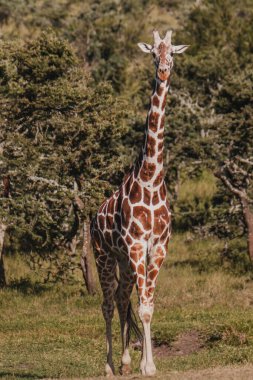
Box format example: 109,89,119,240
0,235,253,379
177,170,217,204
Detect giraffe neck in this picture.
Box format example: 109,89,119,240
135,77,170,187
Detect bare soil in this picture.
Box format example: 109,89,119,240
153,329,204,357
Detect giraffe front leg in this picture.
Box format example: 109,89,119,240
140,244,167,376
140,334,146,374
129,242,156,376
138,303,156,376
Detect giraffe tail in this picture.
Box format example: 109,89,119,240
126,301,143,346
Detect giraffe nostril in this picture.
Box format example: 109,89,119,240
159,67,169,74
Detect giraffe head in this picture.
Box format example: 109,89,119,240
138,30,189,81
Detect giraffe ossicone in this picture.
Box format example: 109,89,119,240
91,29,189,377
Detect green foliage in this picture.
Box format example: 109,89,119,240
0,32,129,258
166,0,253,257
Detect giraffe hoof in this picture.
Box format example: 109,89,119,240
120,364,132,376
143,363,156,376
105,363,114,377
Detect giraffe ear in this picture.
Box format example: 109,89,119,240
172,45,190,54
137,42,152,53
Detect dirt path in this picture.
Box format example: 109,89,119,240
53,364,253,380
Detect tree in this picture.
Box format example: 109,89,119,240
0,32,130,286
215,68,253,261
174,0,253,262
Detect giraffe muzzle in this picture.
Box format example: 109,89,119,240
157,66,170,81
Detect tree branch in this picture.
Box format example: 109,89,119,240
215,171,248,200
236,156,253,166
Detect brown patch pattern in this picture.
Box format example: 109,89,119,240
160,183,166,200
153,205,170,235
133,206,151,230
160,114,165,129
143,188,151,205
158,131,164,139
129,181,142,203
158,141,163,152
152,95,160,108
149,112,159,132
153,170,164,186
121,198,131,228
146,135,156,157
140,161,156,182
157,152,163,164
124,173,133,195
129,221,144,239
152,191,160,205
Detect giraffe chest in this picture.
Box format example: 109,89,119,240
94,181,171,253
125,195,171,243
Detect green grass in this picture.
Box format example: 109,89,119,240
177,170,217,204
1,235,253,379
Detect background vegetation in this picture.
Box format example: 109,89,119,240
0,0,252,378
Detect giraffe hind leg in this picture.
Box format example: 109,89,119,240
95,247,117,376
115,261,135,375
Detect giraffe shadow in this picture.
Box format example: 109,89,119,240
0,371,45,379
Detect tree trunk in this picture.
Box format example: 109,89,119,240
0,223,7,287
241,198,253,263
80,221,96,295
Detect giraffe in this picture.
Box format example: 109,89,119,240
90,30,189,376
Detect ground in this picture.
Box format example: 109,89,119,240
82,365,253,380
0,234,253,379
